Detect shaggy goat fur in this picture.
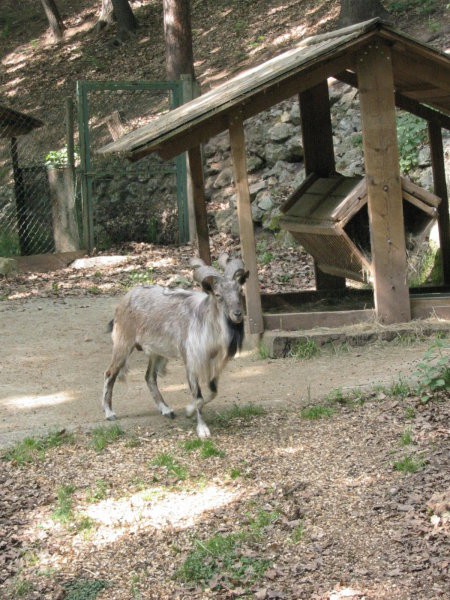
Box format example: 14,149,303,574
102,255,248,438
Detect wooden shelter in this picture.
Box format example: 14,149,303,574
99,18,450,333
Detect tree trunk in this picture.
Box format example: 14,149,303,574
95,0,115,33
338,0,392,27
40,0,65,41
163,0,195,81
111,0,137,36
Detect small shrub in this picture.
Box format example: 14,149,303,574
415,339,450,403
86,480,108,503
257,342,270,359
396,112,427,173
290,522,305,544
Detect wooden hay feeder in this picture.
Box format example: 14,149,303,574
280,174,441,283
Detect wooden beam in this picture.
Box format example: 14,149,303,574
335,70,450,130
299,80,346,291
428,122,450,284
187,146,211,264
357,41,411,324
263,309,375,331
228,110,264,334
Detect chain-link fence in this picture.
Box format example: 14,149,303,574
77,81,188,251
0,105,63,256
0,80,190,258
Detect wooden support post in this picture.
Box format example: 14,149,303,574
428,122,450,285
187,146,211,264
357,42,411,324
299,81,346,291
229,110,264,334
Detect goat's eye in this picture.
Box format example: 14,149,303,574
214,292,223,301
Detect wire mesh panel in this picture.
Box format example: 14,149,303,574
76,81,188,252
0,106,59,256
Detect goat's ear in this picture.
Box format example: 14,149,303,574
236,270,250,285
201,278,214,293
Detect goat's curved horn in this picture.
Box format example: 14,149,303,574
192,265,221,286
190,257,206,269
224,258,246,281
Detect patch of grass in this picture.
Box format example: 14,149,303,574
182,439,224,458
290,522,305,544
229,468,241,480
247,509,280,537
400,428,413,446
301,405,334,420
393,455,425,473
90,424,124,452
63,578,109,600
177,532,270,590
7,575,33,598
86,480,108,503
289,339,319,360
325,387,363,406
52,485,76,524
388,379,412,398
2,430,74,465
152,453,187,480
87,286,101,295
76,515,96,535
212,403,266,428
405,406,416,420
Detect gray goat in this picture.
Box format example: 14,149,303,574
102,254,249,437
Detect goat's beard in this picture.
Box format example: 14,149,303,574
226,318,245,358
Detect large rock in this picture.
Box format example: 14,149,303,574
0,257,18,276
268,122,295,143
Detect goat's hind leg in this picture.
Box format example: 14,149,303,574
103,364,122,421
145,355,174,419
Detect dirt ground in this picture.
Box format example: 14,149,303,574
1,295,449,600
0,295,438,449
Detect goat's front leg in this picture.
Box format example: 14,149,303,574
103,368,118,421
185,373,210,438
145,356,175,419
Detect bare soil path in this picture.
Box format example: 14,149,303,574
0,295,436,449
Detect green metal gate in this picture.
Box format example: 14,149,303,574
76,80,189,251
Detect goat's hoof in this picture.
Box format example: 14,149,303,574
106,414,117,421
196,424,211,439
166,411,175,420
185,405,195,418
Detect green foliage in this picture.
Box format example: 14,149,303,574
52,485,76,524
257,342,270,359
301,405,334,420
256,240,274,265
63,579,109,600
125,268,155,286
152,453,187,480
289,339,319,360
388,379,412,399
405,406,416,420
290,522,305,544
90,424,124,452
396,112,427,173
415,339,450,403
0,228,20,257
388,0,439,16
229,468,241,479
2,430,74,465
44,147,79,168
393,455,425,473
